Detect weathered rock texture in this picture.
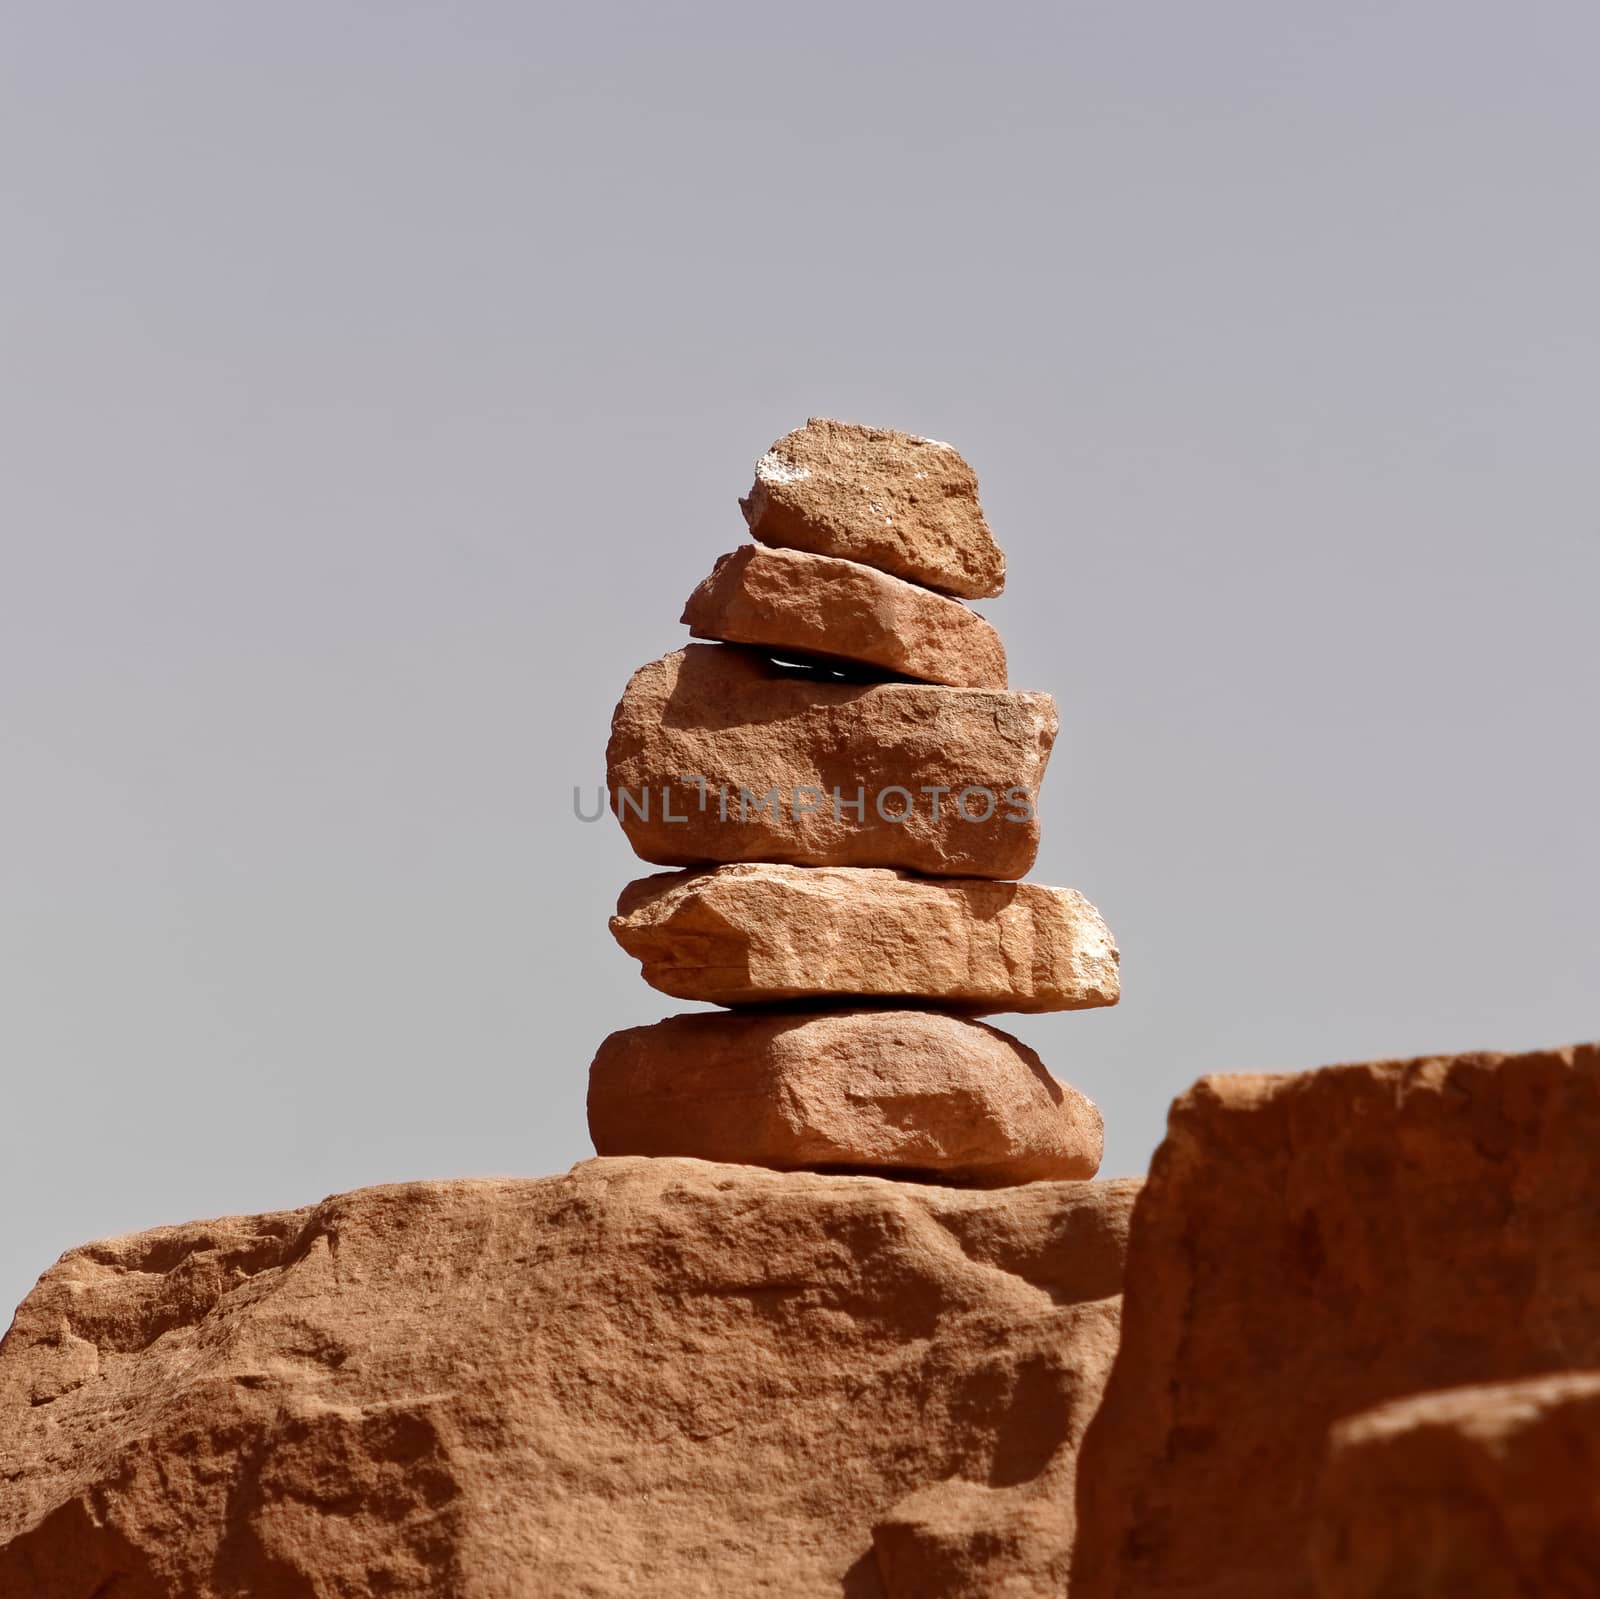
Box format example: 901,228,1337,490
607,645,1053,880
1309,1371,1600,1598
588,1010,1103,1185
1072,1040,1600,1599
682,545,1008,689
740,418,1005,599
611,864,1121,1013
872,1367,1120,1599
0,1160,1138,1599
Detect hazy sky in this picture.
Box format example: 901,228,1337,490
4,2,1597,1320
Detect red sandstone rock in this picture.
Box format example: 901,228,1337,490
610,863,1121,1012
740,418,1005,598
1309,1371,1600,1598
0,1160,1137,1598
873,1296,1125,1596
606,644,1053,879
588,1010,1103,1184
682,545,1008,688
1071,1040,1600,1599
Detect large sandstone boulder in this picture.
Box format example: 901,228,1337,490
1071,1041,1600,1599
606,645,1053,880
739,418,1005,598
0,1160,1138,1598
588,1010,1103,1185
682,545,1008,688
1309,1371,1600,1598
610,863,1121,1012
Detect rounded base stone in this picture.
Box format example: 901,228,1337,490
588,1008,1103,1187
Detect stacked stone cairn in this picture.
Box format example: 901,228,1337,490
589,419,1121,1186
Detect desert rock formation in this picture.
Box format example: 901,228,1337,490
600,418,1119,1197
1071,1040,1600,1599
0,416,1132,1599
6,415,1597,1597
0,1161,1138,1598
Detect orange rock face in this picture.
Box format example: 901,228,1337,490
0,1160,1137,1598
610,863,1121,1012
740,418,1005,598
1071,1041,1600,1599
872,1291,1127,1597
682,545,1008,688
606,645,1054,880
588,1010,1103,1185
1309,1371,1600,1598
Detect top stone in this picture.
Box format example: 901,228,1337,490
740,419,1006,599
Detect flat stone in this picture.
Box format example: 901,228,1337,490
1310,1372,1600,1598
1071,1040,1600,1599
682,545,1008,689
588,1009,1103,1185
0,1160,1139,1598
740,418,1006,598
606,645,1054,880
609,863,1121,1012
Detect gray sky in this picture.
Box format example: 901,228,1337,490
4,2,1597,1320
